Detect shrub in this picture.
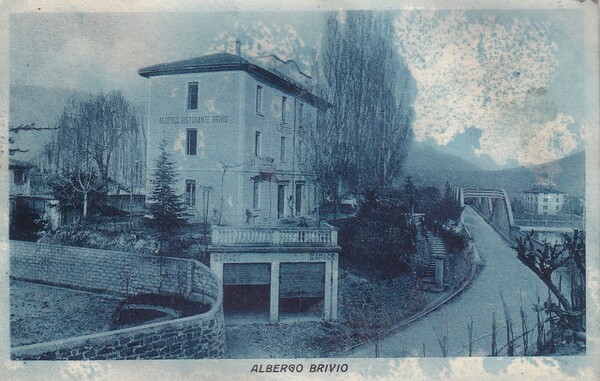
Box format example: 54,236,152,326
336,188,417,279
9,202,48,242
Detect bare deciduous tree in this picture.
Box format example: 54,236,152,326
307,11,415,210
45,92,142,218
513,230,586,333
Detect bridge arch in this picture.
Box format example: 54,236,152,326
456,187,514,234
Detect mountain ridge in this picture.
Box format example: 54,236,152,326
403,144,585,198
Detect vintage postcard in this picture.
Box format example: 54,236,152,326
0,0,598,380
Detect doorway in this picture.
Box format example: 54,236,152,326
222,263,271,323
277,185,285,219
295,183,303,215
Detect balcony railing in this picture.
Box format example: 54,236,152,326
249,156,275,173
211,224,338,247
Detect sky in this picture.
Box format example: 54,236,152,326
9,9,588,170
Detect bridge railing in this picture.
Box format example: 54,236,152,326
458,187,515,227
514,218,583,229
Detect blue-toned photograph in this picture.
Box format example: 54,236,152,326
6,8,590,363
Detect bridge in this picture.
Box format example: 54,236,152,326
455,187,514,236
455,187,581,247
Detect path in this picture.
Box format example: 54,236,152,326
349,206,548,357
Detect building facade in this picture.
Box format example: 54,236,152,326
140,52,340,323
523,185,566,215
9,159,61,230
139,52,331,225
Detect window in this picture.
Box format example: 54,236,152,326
556,198,559,202
298,139,303,162
280,136,286,162
187,82,198,110
543,197,548,202
255,85,263,115
13,169,26,185
186,129,197,155
253,181,260,210
543,205,548,210
281,96,287,121
185,180,196,206
298,103,303,127
254,131,261,156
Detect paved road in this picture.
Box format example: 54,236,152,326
349,206,548,357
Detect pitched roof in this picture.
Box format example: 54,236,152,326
138,53,332,109
9,158,34,169
524,185,564,194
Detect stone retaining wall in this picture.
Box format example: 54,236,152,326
10,241,225,360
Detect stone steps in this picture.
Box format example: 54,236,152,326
421,231,448,284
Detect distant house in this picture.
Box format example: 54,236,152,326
523,184,565,215
139,49,332,225
9,159,61,231
9,159,32,196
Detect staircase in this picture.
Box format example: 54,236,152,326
422,234,447,284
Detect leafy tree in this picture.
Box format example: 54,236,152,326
415,186,441,217
435,182,463,226
340,188,417,278
146,140,188,241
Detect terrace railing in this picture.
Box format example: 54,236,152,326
211,224,338,247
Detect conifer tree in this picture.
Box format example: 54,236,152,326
146,139,187,240
435,182,462,226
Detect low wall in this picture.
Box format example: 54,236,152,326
10,241,225,360
510,227,547,251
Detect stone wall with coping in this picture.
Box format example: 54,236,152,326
10,241,225,360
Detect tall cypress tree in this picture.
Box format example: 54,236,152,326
146,139,187,240
311,11,416,199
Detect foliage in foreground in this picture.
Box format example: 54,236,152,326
513,230,586,340
337,188,417,279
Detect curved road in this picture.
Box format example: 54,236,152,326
349,206,548,357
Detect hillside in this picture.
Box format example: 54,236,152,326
404,145,585,198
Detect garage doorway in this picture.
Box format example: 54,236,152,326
223,263,271,323
279,262,325,321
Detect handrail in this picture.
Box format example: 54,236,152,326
211,225,338,247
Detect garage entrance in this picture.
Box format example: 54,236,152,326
210,250,339,323
222,263,271,322
279,262,325,320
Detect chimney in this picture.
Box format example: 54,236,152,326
235,39,241,56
